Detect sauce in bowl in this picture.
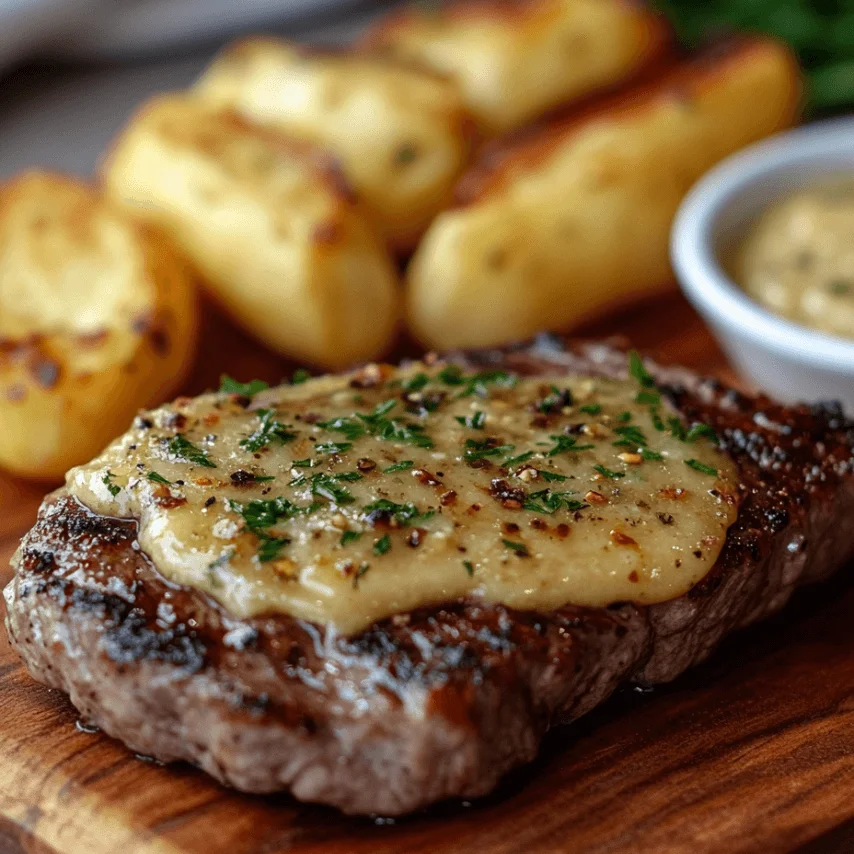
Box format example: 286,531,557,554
734,178,854,339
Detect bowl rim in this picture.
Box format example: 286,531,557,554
671,116,854,373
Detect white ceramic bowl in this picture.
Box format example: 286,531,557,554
671,117,854,411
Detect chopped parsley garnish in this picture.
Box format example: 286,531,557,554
402,373,429,392
240,409,297,453
650,409,666,431
373,534,392,556
208,550,233,570
219,375,269,396
363,499,433,526
353,562,370,589
228,496,308,531
291,369,311,384
463,560,474,577
257,535,290,563
685,459,718,476
537,386,573,413
146,471,172,486
539,470,569,482
523,490,587,514
641,448,664,461
316,441,352,455
304,473,357,505
168,434,216,468
629,350,656,388
340,530,362,546
102,472,121,497
320,400,433,449
437,365,517,398
594,464,625,479
504,450,535,468
685,423,718,444
547,435,594,457
616,411,633,423
384,460,414,473
456,411,486,429
464,438,515,463
635,390,661,405
612,425,648,449
579,403,602,415
502,539,530,557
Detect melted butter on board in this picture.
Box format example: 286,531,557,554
67,360,739,634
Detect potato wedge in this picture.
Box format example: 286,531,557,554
363,0,670,135
101,95,400,369
406,38,802,351
0,171,197,480
194,38,475,252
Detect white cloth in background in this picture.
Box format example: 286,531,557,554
0,0,392,179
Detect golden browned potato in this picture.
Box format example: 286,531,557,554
406,38,802,351
0,171,197,480
194,38,475,252
101,95,401,369
363,0,671,135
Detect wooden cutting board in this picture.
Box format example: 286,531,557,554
3,296,854,854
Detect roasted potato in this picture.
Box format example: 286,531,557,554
406,38,802,351
101,95,400,369
363,0,670,135
0,171,197,480
194,38,475,252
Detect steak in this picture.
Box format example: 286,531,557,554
5,336,854,816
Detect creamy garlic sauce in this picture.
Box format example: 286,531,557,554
735,178,854,339
67,361,738,634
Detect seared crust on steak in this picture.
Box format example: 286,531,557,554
6,336,854,815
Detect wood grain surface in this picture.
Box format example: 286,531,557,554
3,296,854,854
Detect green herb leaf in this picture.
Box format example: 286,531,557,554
464,438,515,463
685,423,718,444
685,459,718,476
168,434,217,468
455,411,486,429
340,530,362,546
219,375,269,396
373,534,392,556
316,441,352,455
523,489,587,515
594,464,625,479
538,469,569,482
257,535,290,562
353,562,370,589
240,409,297,453
502,539,530,557
504,450,535,468
291,369,311,384
403,373,429,392
579,403,602,415
641,448,664,461
612,425,648,449
547,435,594,457
363,499,433,526
102,472,121,497
616,411,633,423
146,470,172,485
537,386,573,413
463,560,474,577
228,496,309,531
629,350,656,388
384,460,415,473
291,458,314,468
635,390,661,405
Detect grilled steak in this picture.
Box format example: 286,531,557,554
5,336,854,816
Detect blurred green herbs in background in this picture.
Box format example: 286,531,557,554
655,0,854,112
